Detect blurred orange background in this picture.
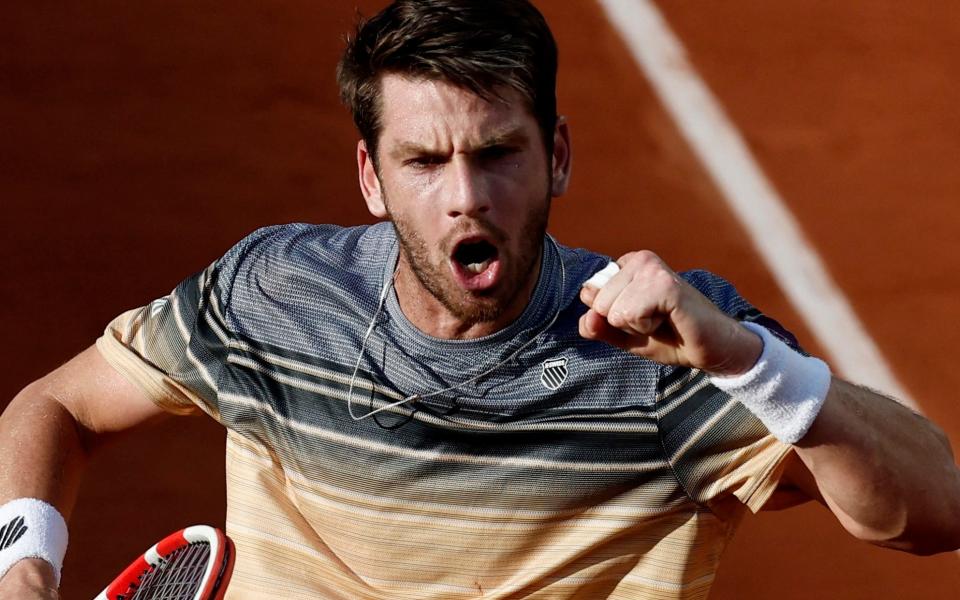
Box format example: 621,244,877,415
2,2,959,598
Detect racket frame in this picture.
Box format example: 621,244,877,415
94,525,234,600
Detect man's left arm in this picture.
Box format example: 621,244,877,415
579,250,960,555
787,377,960,554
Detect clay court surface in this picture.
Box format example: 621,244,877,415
3,1,959,598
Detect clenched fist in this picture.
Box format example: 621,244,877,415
579,250,762,376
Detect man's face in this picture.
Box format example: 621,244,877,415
358,75,570,335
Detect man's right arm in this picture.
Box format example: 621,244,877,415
0,345,170,596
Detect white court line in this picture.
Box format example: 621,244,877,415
596,0,916,409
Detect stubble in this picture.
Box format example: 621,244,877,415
388,195,551,327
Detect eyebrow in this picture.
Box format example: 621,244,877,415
480,127,530,149
389,126,531,160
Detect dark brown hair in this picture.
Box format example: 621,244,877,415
337,0,558,166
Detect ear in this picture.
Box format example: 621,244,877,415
357,140,387,218
550,115,572,197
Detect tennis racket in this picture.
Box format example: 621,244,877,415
94,525,234,600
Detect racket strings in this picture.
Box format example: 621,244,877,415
126,541,211,600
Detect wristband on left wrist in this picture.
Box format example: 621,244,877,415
708,321,832,444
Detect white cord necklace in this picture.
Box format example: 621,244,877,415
347,235,566,421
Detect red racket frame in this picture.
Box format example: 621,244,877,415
94,525,234,600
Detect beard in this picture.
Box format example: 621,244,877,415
387,194,551,327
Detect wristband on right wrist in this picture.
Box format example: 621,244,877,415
0,498,68,587
709,321,832,444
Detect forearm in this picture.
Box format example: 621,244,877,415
0,384,90,511
0,346,171,595
0,384,91,591
794,377,960,554
578,255,960,553
706,322,960,553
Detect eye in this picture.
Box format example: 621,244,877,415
406,155,445,170
478,145,517,162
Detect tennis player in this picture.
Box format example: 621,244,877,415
2,1,959,598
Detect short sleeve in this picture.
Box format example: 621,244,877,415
96,259,231,419
657,368,793,513
94,227,281,419
657,270,803,514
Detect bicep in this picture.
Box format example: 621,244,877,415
33,344,172,443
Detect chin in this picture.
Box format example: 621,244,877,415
435,278,515,320
446,295,506,324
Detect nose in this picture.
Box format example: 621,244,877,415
445,157,490,218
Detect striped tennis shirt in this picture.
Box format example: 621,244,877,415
97,222,796,599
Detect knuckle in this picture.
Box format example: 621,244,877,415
590,293,610,316
661,273,680,294
607,309,628,328
626,251,668,281
636,249,659,262
651,268,679,293
620,250,657,270
634,250,663,271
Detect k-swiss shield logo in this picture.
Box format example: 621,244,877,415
540,357,568,390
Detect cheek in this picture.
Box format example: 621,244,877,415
501,175,550,217
386,174,446,217
390,201,445,248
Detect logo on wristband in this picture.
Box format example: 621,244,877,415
0,515,27,551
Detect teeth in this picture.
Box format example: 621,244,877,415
465,260,490,274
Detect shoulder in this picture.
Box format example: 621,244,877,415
222,222,389,266
679,269,803,353
552,246,745,307
219,222,393,278
678,269,754,318
215,222,396,322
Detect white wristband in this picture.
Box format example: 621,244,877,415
709,321,832,444
0,498,68,586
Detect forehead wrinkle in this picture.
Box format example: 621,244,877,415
389,125,529,161
380,75,531,157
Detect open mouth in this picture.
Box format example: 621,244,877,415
450,238,501,290
454,239,499,274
